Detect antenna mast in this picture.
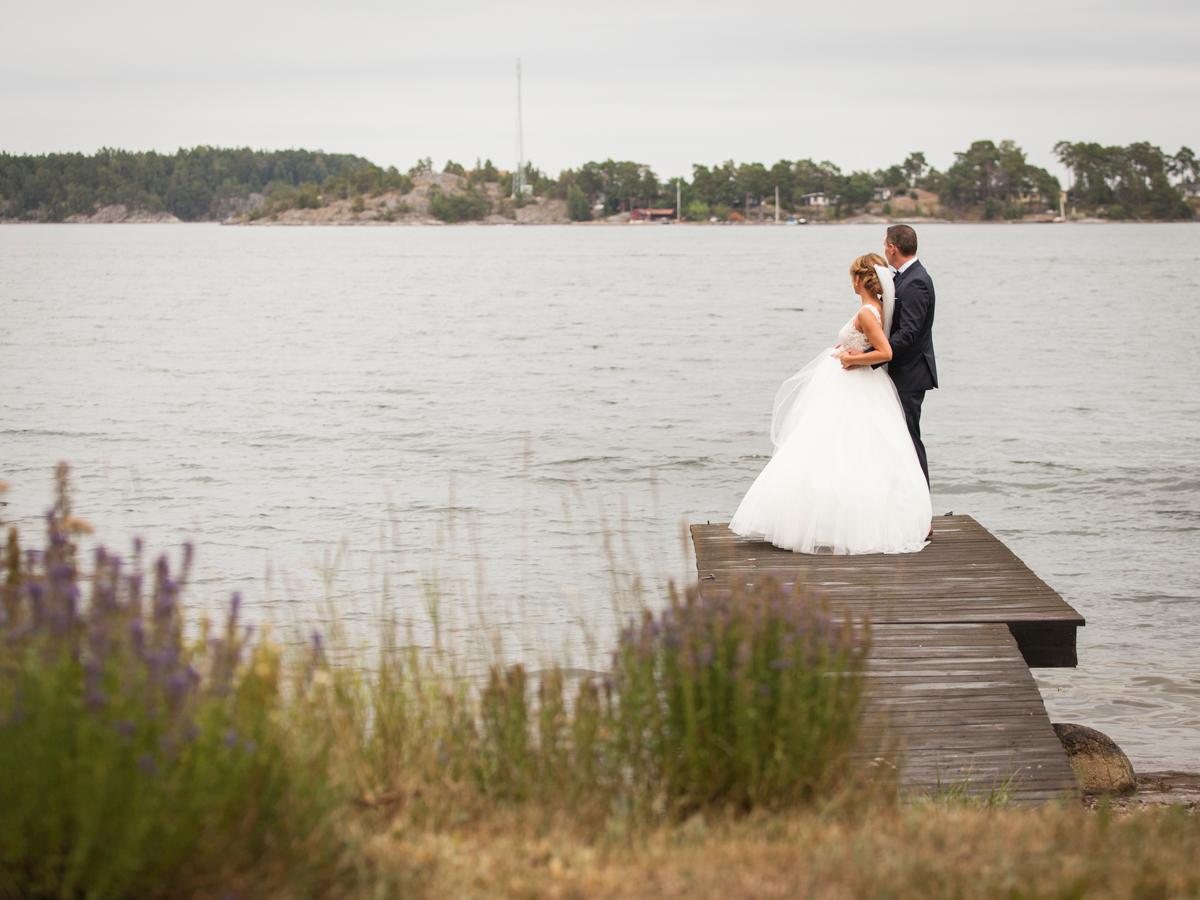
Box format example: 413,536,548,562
513,58,526,198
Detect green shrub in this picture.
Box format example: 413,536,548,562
566,186,591,222
428,187,490,222
296,181,321,209
610,580,870,811
684,199,710,222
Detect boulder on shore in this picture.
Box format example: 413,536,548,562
1053,723,1136,794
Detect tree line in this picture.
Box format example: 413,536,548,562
1053,142,1195,221
0,147,411,222
1,140,1195,223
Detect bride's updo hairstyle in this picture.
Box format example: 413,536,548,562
850,252,888,298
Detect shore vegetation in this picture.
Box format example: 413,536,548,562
3,140,1196,225
0,467,1197,898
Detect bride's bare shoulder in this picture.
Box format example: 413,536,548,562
856,304,883,326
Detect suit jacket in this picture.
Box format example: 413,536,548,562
886,259,938,392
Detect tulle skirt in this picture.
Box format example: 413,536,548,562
730,349,932,554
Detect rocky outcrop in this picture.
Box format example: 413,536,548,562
1053,723,1136,794
224,173,573,226
211,193,265,221
62,204,181,224
512,197,568,224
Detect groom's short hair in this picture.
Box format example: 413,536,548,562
886,224,918,257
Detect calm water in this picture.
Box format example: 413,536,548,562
2,222,1198,771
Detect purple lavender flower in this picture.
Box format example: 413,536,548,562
130,617,146,658
167,670,190,703
63,584,80,626
310,630,324,662
127,572,144,616
154,575,177,622
26,582,44,626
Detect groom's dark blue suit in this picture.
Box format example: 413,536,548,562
885,260,937,484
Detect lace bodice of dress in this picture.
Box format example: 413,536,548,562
836,305,881,353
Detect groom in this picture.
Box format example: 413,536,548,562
842,224,938,485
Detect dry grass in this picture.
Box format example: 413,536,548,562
356,800,1199,899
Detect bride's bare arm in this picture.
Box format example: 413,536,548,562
839,309,893,369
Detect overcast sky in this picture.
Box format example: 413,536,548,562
3,0,1196,181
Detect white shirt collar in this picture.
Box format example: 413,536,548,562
895,257,918,275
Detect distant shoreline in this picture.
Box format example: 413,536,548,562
3,217,1192,226
2,174,1189,227
6,143,1195,226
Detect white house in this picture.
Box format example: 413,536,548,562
873,186,893,201
799,192,829,207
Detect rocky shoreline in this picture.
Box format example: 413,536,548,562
1087,771,1200,812
58,204,183,224
219,181,1097,227
5,209,1125,226
4,173,1140,226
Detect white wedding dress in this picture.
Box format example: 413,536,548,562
730,277,931,554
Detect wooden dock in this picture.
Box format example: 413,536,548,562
691,515,1087,804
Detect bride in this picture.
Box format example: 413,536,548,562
729,253,931,554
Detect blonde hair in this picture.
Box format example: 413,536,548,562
850,252,887,298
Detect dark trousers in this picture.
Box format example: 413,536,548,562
899,390,929,486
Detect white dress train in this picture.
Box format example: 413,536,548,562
730,305,931,554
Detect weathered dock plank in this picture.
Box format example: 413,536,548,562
691,516,1085,804
861,624,1078,804
692,515,1085,667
